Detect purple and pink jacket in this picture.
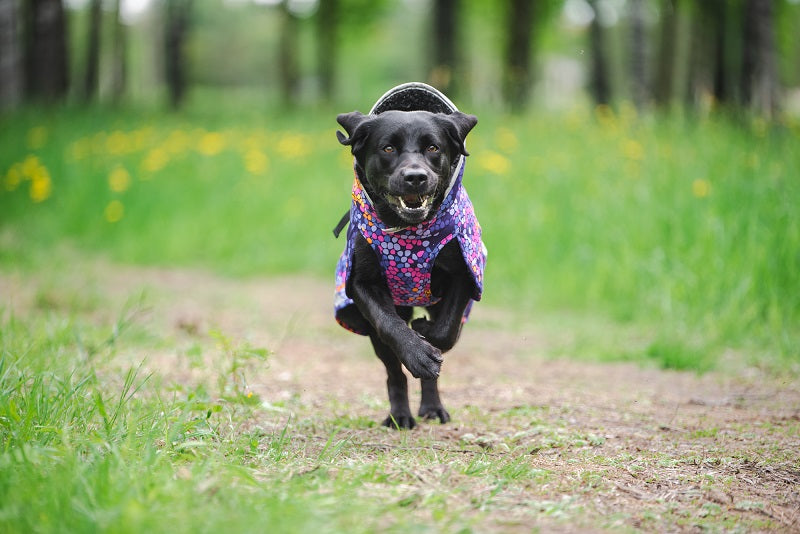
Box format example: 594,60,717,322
334,162,486,335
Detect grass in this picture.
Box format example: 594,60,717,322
1,271,799,532
2,102,799,371
0,310,426,533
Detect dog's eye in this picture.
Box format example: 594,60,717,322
382,145,395,153
426,145,439,153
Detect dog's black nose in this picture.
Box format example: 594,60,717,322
402,168,428,188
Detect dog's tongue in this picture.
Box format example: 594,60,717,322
403,195,423,209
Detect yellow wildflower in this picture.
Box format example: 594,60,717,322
132,127,154,152
21,155,41,177
142,148,169,173
4,165,21,191
106,131,130,155
277,134,311,159
197,132,226,156
495,127,519,154
594,104,616,127
477,150,511,175
108,166,132,193
29,167,52,203
244,149,270,175
692,179,711,198
621,139,644,161
104,200,124,223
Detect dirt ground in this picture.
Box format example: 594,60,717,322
2,262,799,531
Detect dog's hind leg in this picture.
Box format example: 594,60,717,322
419,378,451,423
369,334,416,429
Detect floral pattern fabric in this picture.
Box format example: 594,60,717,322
334,164,486,335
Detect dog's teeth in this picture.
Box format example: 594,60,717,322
395,195,429,211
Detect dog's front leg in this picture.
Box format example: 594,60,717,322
349,235,443,381
410,242,475,353
368,334,416,429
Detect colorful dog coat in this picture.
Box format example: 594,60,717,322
334,161,486,335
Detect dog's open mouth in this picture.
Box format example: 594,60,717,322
387,194,432,213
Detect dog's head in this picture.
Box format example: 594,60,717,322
336,110,477,227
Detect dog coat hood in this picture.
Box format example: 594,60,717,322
334,83,486,335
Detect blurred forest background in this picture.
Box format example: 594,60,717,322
1,0,799,371
2,0,800,116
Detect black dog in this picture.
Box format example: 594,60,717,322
333,103,485,429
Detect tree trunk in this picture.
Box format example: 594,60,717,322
503,0,534,112
111,0,126,103
741,0,779,117
278,0,299,106
711,0,729,105
587,0,611,106
429,0,459,96
165,0,192,109
685,0,730,110
653,0,677,107
316,0,338,102
629,0,648,109
685,1,705,108
82,0,102,101
0,0,23,110
24,0,69,101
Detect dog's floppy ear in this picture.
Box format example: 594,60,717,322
436,112,478,156
336,111,371,154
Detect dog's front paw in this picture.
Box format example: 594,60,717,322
399,336,442,380
383,414,416,430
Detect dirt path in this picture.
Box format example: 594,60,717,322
3,262,799,531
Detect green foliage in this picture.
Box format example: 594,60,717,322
0,311,367,534
1,101,799,370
